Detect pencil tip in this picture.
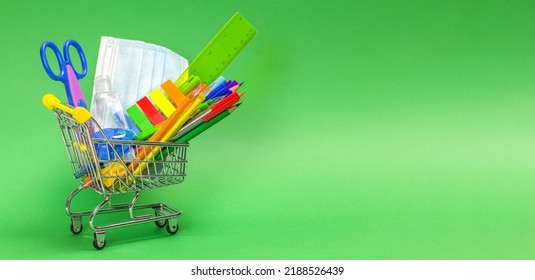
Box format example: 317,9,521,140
229,105,240,113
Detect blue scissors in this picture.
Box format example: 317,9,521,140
40,40,88,108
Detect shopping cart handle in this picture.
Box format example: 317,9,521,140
42,93,92,124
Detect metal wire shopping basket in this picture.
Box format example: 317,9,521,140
44,94,189,250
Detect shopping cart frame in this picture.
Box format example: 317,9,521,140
51,106,189,250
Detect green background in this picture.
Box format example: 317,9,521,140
1,0,535,259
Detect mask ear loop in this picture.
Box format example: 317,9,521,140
135,46,147,103
150,48,165,91
107,38,119,86
159,49,167,89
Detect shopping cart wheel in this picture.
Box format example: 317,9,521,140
70,223,83,234
166,219,179,235
93,239,106,250
155,219,167,228
70,217,83,234
93,231,106,250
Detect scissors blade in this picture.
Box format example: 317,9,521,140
66,64,88,108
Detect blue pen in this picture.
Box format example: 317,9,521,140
206,84,228,101
208,87,227,101
205,77,227,100
211,88,231,100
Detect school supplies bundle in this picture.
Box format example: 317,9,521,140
40,12,257,250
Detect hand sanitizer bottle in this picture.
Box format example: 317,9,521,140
91,75,135,160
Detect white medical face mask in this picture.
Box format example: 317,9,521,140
91,36,188,110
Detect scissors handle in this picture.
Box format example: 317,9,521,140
40,41,66,81
63,39,88,79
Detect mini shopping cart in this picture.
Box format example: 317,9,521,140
43,94,189,250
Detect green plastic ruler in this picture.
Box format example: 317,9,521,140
176,12,257,87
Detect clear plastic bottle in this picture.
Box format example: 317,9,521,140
91,75,135,160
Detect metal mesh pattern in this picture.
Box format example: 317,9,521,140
54,109,188,195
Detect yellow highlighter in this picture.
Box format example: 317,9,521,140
161,89,207,142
